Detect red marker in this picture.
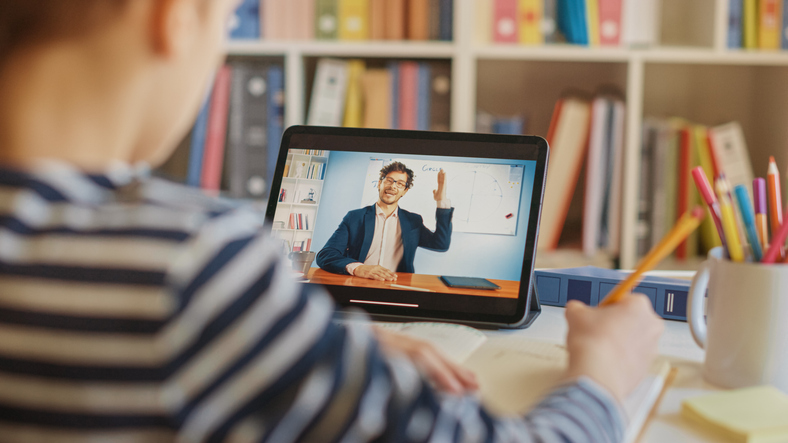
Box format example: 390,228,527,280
763,203,788,263
505,213,513,219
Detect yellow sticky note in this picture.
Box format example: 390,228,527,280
681,386,788,443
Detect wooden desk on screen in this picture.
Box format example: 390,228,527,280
306,268,519,299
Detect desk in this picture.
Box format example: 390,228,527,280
307,268,520,299
491,305,725,443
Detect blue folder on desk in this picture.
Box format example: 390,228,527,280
534,266,695,321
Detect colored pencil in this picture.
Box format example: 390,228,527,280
733,184,763,262
599,207,705,306
716,177,745,262
753,178,769,250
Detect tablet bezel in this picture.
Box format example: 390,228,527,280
266,126,549,328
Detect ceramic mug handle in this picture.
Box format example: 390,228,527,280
687,260,710,349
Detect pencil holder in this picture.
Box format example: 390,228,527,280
687,247,788,392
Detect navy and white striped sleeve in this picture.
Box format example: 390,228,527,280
161,208,625,443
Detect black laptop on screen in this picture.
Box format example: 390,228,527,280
265,126,549,329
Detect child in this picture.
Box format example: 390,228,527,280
0,1,663,441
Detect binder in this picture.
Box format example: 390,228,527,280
534,266,698,321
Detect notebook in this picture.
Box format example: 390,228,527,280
377,321,672,443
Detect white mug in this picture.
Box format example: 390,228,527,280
688,246,788,392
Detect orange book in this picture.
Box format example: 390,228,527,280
385,0,406,39
362,69,392,128
200,65,232,194
538,96,593,250
408,0,430,40
369,0,386,39
759,0,782,49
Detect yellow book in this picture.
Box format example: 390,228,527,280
342,60,366,127
338,0,369,40
744,0,759,49
518,0,544,44
585,0,601,46
759,0,781,49
694,125,723,252
682,386,788,443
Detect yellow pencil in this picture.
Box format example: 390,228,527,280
599,207,705,306
716,178,745,262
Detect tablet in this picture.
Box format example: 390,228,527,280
440,276,501,290
266,126,549,329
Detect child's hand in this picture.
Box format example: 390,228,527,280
564,295,664,402
373,326,478,395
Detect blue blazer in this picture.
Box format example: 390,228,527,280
316,205,453,274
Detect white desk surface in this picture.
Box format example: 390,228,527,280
489,305,727,443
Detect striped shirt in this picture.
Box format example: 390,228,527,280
0,161,625,442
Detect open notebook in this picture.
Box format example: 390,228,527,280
377,322,671,443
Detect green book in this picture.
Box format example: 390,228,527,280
315,0,338,40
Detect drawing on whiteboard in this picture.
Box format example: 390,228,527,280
361,158,524,236
450,171,504,224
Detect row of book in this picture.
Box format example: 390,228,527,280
479,0,660,47
637,119,754,260
290,149,328,156
728,0,788,50
476,111,527,135
186,62,284,199
289,213,312,230
536,90,626,258
307,58,451,131
279,239,313,253
284,162,327,180
231,0,452,42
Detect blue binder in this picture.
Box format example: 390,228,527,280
534,266,699,321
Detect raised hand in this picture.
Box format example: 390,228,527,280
433,169,447,201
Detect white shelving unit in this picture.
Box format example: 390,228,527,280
272,152,330,252
228,0,788,269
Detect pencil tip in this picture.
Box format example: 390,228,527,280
770,156,776,163
691,206,706,219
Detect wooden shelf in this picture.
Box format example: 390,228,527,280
225,0,788,268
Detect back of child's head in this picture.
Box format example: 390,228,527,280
0,1,130,66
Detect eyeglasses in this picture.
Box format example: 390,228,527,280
383,177,408,190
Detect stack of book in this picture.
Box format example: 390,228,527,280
307,58,451,131
536,90,626,259
477,0,660,47
638,118,754,260
230,0,453,42
184,60,285,200
727,0,788,50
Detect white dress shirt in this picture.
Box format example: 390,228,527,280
347,200,450,275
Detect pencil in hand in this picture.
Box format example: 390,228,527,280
599,207,706,306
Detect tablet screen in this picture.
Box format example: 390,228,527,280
266,127,548,327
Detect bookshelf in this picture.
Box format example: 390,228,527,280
226,0,788,269
272,151,330,252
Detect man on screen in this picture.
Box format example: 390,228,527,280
317,161,453,280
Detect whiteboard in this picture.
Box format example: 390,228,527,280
361,158,525,235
